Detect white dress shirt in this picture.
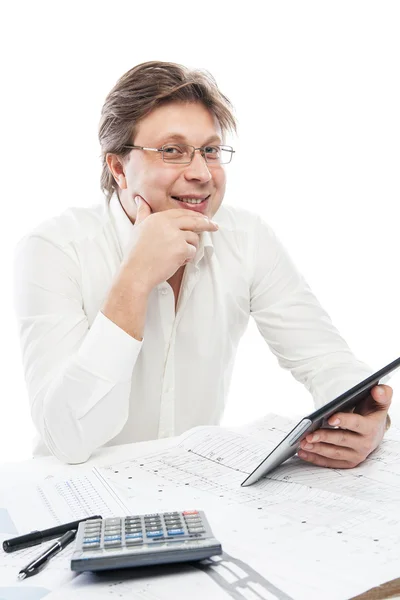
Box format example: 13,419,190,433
13,193,373,463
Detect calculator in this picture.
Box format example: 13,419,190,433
70,510,222,572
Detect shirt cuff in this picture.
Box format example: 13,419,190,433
76,311,143,382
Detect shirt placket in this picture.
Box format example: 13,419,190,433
157,264,200,438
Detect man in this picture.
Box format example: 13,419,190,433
14,61,392,464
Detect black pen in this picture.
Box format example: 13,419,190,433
3,515,102,553
17,529,77,580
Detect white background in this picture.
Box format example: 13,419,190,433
0,1,399,462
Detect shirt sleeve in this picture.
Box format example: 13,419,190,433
249,216,373,408
13,234,142,464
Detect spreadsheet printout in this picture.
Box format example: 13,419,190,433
1,415,399,599
100,414,400,599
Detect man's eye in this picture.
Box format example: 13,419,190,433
163,145,184,155
204,146,220,157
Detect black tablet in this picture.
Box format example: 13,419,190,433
241,356,400,487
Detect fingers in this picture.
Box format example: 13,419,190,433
303,428,361,448
134,195,152,225
183,243,197,264
134,201,218,233
183,231,200,253
299,424,374,468
325,411,372,435
370,384,393,410
173,212,219,233
297,449,359,469
296,387,394,470
299,440,360,463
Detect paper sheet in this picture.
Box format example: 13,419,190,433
0,468,130,596
1,415,399,600
0,466,302,600
99,414,400,599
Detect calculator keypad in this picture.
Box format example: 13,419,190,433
80,510,211,549
72,510,222,573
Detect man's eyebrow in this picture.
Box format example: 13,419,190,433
155,133,222,145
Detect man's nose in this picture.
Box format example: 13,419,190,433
184,149,212,182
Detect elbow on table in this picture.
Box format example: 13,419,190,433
50,442,92,465
58,447,92,465
42,429,93,465
33,398,95,465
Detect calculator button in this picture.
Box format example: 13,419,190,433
126,529,142,536
167,529,185,536
182,510,199,515
82,541,101,549
164,518,182,525
104,535,122,542
83,537,101,543
84,530,101,538
106,517,121,523
125,532,143,540
126,537,143,545
125,524,142,532
85,519,102,525
146,528,162,535
163,512,180,517
146,530,164,538
187,527,205,534
104,542,121,549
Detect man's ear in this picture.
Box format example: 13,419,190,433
106,153,127,189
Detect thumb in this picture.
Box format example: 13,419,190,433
371,384,392,411
134,195,152,225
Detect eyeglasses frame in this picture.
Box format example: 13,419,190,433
123,143,235,165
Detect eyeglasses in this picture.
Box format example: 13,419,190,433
123,143,235,165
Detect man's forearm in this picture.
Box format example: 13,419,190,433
102,266,151,341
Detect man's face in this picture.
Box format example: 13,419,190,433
117,101,227,220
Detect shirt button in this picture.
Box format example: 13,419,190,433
160,288,168,295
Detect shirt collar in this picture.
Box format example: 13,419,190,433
107,192,214,267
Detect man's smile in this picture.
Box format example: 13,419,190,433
171,194,211,213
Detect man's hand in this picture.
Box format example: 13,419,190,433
297,384,393,468
102,195,218,340
125,195,219,292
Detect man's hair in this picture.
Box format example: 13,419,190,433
98,61,237,201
